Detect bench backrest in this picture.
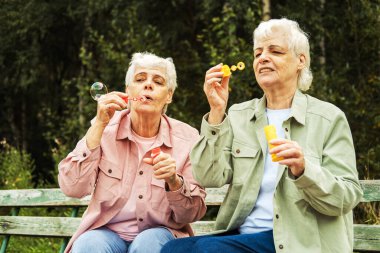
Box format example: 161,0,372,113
0,180,379,252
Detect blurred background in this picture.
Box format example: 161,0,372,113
0,0,379,251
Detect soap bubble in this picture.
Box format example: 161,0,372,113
90,82,108,101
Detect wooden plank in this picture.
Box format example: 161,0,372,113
360,180,380,202
0,189,90,207
204,185,228,206
1,217,380,252
353,224,380,251
0,216,80,237
191,221,215,235
0,180,378,207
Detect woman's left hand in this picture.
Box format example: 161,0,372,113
143,152,183,191
269,139,305,177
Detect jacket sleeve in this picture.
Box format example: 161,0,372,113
166,157,207,224
58,137,101,198
163,127,207,224
190,113,234,188
292,110,363,216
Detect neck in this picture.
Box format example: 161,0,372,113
265,88,296,109
130,111,161,137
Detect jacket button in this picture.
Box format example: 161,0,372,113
139,171,143,175
285,128,288,132
138,195,143,199
139,218,143,222
279,244,284,249
83,153,87,157
108,169,112,174
236,149,240,154
211,130,216,135
276,214,279,219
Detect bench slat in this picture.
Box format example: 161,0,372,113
0,189,90,207
360,180,380,202
1,217,379,251
353,224,380,251
1,180,378,207
0,216,80,237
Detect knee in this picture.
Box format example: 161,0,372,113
72,232,100,252
129,228,174,253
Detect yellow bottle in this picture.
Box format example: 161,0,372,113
264,125,283,162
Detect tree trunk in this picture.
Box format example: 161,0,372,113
262,0,271,21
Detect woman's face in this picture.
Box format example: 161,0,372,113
253,30,304,92
127,66,172,115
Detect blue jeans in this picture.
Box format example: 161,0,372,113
72,227,175,253
161,230,275,253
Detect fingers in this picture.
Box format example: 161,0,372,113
269,139,305,174
149,153,177,180
206,63,223,75
142,157,153,165
98,92,128,108
153,164,176,179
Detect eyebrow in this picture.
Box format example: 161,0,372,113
134,72,166,81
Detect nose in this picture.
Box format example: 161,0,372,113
258,53,269,64
144,79,154,90
257,50,270,64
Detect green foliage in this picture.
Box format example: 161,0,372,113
0,140,34,189
0,0,378,187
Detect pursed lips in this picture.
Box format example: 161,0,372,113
142,95,153,101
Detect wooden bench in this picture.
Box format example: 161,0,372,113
0,180,379,252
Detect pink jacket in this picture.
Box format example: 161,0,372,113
58,110,207,252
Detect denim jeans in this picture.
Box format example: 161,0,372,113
161,230,275,253
72,227,175,253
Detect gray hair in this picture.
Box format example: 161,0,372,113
253,18,313,91
125,52,177,113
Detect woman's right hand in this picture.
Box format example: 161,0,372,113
203,63,230,125
95,91,128,126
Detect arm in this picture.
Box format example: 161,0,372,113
291,111,363,216
165,157,207,224
58,137,101,198
189,63,234,187
58,92,127,198
190,114,234,188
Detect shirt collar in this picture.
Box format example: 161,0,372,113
251,89,306,125
116,111,173,148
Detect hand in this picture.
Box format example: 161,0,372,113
143,152,183,191
203,63,230,124
269,139,305,177
95,91,128,126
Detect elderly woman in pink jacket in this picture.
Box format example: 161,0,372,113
58,52,207,253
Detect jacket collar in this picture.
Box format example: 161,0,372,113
251,89,306,125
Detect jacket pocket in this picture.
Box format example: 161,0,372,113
231,140,260,184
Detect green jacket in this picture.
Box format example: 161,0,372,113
190,90,363,253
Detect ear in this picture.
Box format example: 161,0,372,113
298,54,306,70
166,90,173,104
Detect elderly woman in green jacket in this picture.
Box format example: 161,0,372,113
161,18,363,253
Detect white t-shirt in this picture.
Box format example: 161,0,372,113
239,108,290,234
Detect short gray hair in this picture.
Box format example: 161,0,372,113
253,18,313,91
125,52,177,113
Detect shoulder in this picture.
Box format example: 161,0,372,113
164,115,199,141
229,99,259,112
305,94,346,122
